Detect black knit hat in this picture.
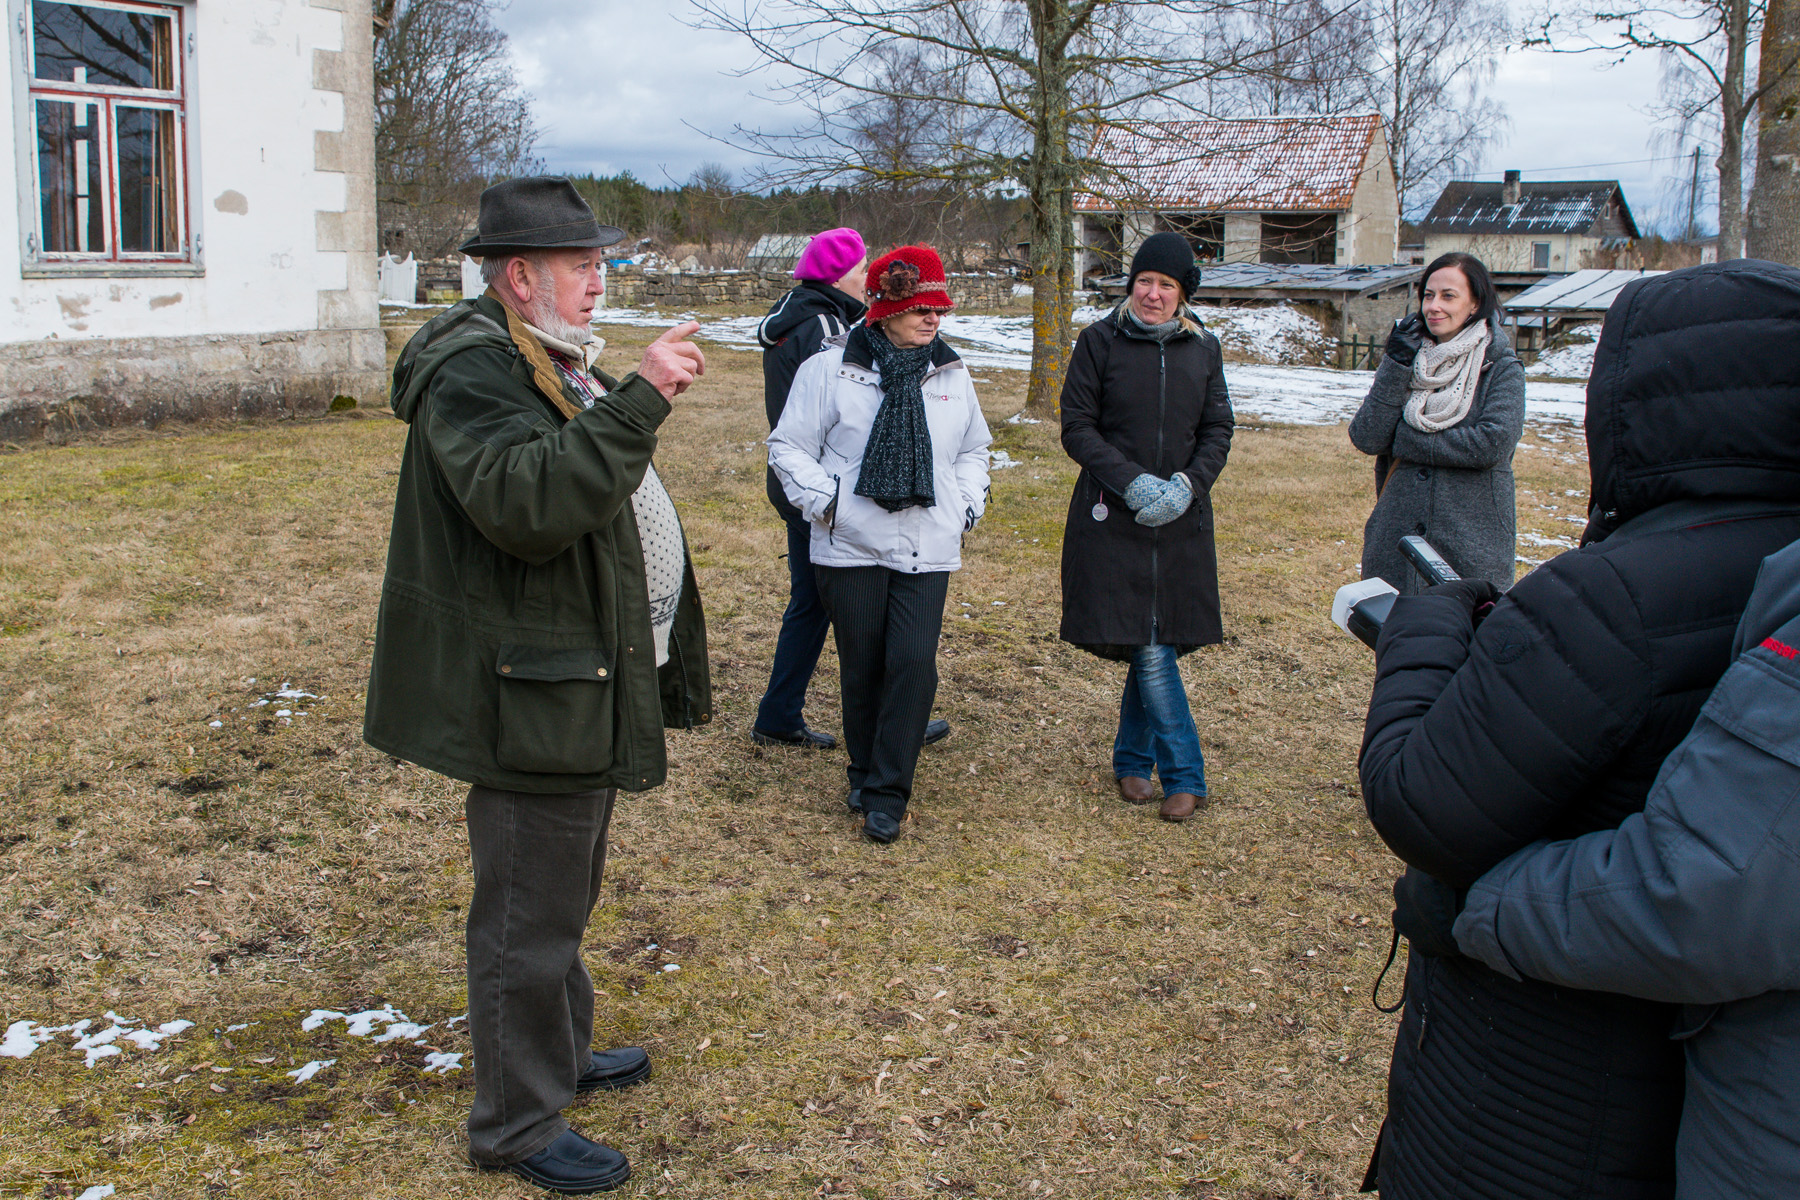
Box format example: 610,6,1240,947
1128,232,1202,299
457,176,624,257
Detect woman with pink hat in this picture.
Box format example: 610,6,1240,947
767,245,992,843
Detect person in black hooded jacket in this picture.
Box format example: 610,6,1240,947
1357,260,1800,1200
750,228,870,748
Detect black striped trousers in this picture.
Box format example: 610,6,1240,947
813,565,949,819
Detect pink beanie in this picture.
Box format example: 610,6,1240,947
793,227,866,283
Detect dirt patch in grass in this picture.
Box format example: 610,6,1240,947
0,323,1589,1197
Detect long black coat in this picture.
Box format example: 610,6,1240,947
1359,260,1800,1200
1058,307,1234,659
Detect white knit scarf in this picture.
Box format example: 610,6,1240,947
531,322,685,667
1404,319,1491,433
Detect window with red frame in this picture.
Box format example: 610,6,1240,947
28,0,190,264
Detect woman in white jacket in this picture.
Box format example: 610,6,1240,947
767,244,991,843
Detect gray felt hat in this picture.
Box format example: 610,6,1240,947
458,176,625,257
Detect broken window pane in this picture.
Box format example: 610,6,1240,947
116,105,178,253
33,1,174,90
37,97,105,254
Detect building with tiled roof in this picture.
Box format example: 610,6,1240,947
1418,172,1639,272
1074,114,1399,279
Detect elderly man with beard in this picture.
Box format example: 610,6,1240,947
365,177,711,1195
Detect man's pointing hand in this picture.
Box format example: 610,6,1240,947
638,321,706,400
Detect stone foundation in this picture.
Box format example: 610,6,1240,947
603,267,1018,310
0,328,387,443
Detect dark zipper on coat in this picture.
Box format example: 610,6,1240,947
1152,342,1166,638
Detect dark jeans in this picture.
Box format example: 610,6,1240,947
464,784,615,1166
754,515,832,735
814,565,948,820
1113,641,1207,797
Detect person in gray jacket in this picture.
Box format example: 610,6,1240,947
1453,536,1800,1200
1349,252,1524,593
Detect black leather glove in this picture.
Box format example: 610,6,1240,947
1384,313,1425,368
1392,867,1463,959
1426,578,1501,627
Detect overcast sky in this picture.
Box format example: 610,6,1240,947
494,1,1706,234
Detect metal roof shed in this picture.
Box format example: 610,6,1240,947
1502,268,1667,351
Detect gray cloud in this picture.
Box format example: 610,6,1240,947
493,1,1701,231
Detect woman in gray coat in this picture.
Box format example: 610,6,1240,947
1349,252,1525,593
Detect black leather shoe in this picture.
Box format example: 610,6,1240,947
482,1128,630,1194
923,718,950,746
846,788,863,814
862,811,901,843
575,1047,651,1094
751,724,838,750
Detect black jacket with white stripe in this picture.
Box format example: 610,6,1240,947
759,280,868,517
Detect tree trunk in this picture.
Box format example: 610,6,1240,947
1748,0,1800,264
1024,1,1074,415
1717,0,1752,259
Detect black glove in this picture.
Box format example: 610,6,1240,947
1426,578,1501,627
1384,313,1425,368
1392,867,1463,959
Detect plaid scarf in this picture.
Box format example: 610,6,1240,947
854,327,938,512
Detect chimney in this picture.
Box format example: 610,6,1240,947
1503,169,1522,206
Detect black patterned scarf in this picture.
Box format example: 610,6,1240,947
854,326,938,512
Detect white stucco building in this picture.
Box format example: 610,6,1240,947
0,0,381,440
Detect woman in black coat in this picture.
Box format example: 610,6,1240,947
1357,261,1800,1199
1059,233,1234,823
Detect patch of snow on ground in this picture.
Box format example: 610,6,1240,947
76,1187,115,1200
287,1059,335,1082
1526,324,1604,379
303,1005,417,1038
990,450,1021,470
422,1051,464,1075
2,1013,195,1065
594,305,1587,429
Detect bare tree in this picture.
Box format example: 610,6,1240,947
1528,1,1779,259
690,0,1319,413
1228,0,1374,116
373,0,539,259
1359,0,1510,217
1748,0,1800,262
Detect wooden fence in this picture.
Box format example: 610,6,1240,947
1336,336,1384,371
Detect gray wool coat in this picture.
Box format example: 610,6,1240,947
1348,318,1525,593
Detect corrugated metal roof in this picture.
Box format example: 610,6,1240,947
1077,114,1383,214
1191,262,1422,294
1419,181,1639,237
1506,268,1666,311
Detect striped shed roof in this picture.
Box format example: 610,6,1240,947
1077,114,1384,214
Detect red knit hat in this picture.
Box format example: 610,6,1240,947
864,245,955,325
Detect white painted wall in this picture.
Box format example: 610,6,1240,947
0,0,354,341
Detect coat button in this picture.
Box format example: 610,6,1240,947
1415,523,1427,534
912,551,918,557
1417,468,1429,479
500,665,511,674
626,646,634,653
597,668,607,677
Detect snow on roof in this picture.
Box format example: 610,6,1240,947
1420,181,1639,237
1077,114,1384,214
1506,269,1667,312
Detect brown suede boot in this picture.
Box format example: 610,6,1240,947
1159,792,1205,822
1116,775,1155,804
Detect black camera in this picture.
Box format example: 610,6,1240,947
1333,536,1460,649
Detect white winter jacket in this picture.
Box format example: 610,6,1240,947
768,328,992,573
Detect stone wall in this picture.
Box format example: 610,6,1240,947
603,268,1018,310
0,328,386,443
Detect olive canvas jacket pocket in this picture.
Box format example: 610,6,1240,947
493,644,615,775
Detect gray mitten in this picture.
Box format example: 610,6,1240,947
1122,474,1163,512
1135,473,1194,527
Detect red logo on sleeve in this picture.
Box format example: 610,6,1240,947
1762,637,1799,660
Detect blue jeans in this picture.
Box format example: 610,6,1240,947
1113,642,1207,797
755,515,831,735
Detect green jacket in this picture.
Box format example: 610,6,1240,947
364,295,711,794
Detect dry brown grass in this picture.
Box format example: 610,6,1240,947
0,319,1588,1199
